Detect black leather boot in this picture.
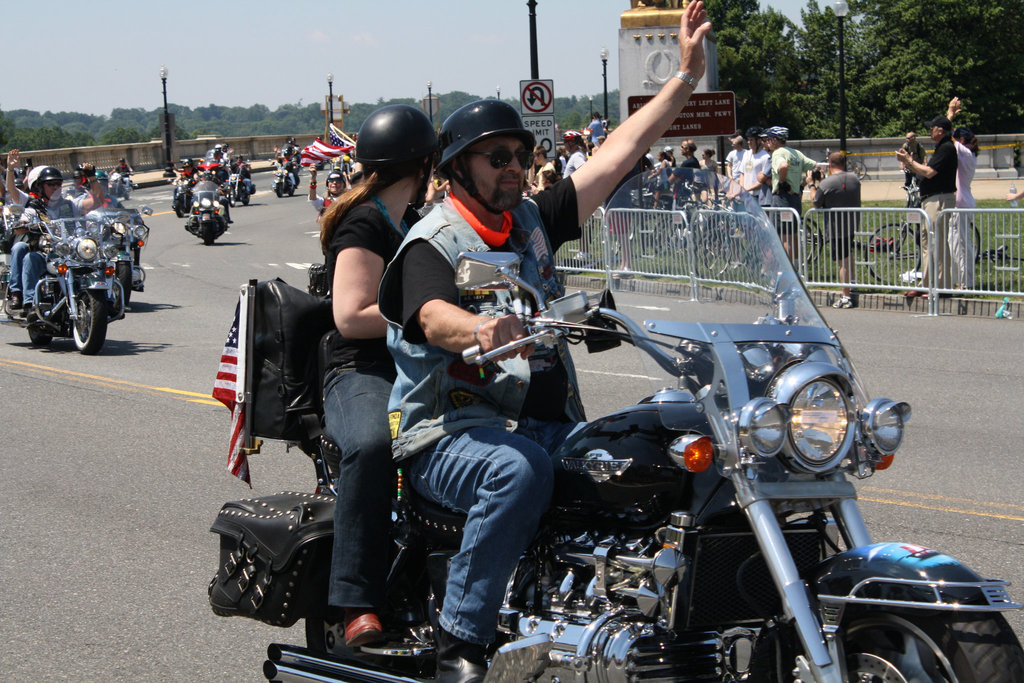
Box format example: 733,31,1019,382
436,628,487,683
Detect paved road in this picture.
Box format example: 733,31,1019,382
1,185,1021,681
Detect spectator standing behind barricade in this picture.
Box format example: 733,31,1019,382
901,132,926,188
738,127,772,207
679,139,700,169
700,148,716,171
561,130,588,178
812,152,861,309
896,113,957,296
725,132,744,180
763,126,817,260
587,112,607,146
648,150,673,208
528,146,557,194
946,96,977,290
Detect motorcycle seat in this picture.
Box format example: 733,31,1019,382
404,487,465,547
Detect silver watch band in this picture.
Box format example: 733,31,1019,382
674,71,698,88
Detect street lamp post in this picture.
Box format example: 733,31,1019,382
427,80,433,128
496,85,501,100
159,65,175,177
834,0,849,154
600,46,609,121
327,72,335,138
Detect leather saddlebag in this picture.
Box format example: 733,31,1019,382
249,279,334,444
208,492,335,627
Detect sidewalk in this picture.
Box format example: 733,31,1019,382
847,178,1015,203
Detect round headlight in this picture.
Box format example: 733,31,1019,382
738,398,790,456
54,241,72,258
132,225,149,241
789,380,850,467
861,398,911,455
75,237,98,260
112,222,127,236
200,197,214,209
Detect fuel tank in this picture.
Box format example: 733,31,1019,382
551,393,727,532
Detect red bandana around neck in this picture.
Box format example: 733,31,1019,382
448,194,513,247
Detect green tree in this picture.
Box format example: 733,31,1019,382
101,127,146,145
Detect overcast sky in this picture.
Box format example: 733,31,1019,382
2,0,807,117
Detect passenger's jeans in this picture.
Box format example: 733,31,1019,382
9,242,45,304
407,418,579,645
323,362,397,610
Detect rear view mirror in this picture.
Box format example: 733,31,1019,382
455,252,521,291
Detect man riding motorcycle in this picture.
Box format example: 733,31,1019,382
377,6,711,680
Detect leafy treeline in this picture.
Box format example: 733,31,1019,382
2,0,1022,152
0,91,620,153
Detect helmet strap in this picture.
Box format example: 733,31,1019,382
449,157,504,216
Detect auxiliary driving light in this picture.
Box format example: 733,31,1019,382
861,398,911,456
738,398,790,457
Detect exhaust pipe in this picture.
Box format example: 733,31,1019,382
264,644,425,683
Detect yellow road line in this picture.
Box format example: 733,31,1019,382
859,496,1024,523
0,357,222,406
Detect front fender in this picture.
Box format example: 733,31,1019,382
813,542,1021,614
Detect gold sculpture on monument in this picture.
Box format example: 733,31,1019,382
623,0,688,28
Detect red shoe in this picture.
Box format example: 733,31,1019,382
344,608,384,648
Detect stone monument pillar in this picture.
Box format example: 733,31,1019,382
617,1,719,125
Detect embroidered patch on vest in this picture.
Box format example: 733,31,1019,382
448,390,482,409
388,411,402,440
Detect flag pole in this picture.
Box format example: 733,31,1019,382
240,279,261,455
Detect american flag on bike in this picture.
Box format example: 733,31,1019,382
212,298,251,486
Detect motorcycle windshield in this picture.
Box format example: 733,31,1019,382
603,167,866,430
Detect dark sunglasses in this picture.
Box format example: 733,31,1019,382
468,147,531,170
44,180,63,187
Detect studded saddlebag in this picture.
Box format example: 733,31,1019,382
208,492,335,627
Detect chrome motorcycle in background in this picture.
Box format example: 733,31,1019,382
229,170,250,206
185,179,228,245
0,206,124,354
272,164,297,197
106,206,150,308
210,170,1024,682
108,170,135,200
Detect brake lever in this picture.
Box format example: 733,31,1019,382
462,329,559,365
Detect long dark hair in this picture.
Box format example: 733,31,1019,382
319,158,425,254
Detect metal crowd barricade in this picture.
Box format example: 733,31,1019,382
937,208,1022,298
554,206,605,274
800,206,933,297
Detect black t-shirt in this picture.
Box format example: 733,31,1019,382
919,135,958,198
398,180,580,420
323,204,419,371
681,157,701,169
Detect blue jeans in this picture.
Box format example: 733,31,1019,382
323,362,397,610
407,419,579,645
9,242,45,304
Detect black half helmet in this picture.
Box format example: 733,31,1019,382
437,100,535,176
355,104,437,166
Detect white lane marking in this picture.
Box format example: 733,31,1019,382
286,262,313,270
577,368,659,380
625,304,671,311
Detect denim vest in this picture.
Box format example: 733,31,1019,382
380,199,586,461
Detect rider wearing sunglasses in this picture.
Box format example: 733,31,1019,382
4,152,105,316
378,4,711,681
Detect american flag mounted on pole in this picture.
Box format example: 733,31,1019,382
212,283,257,485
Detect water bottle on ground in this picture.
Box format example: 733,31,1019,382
995,297,1012,319
1010,184,1019,208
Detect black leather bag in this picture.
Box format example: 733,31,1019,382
249,279,334,444
208,492,335,627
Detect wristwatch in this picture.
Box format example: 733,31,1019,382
674,71,698,88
